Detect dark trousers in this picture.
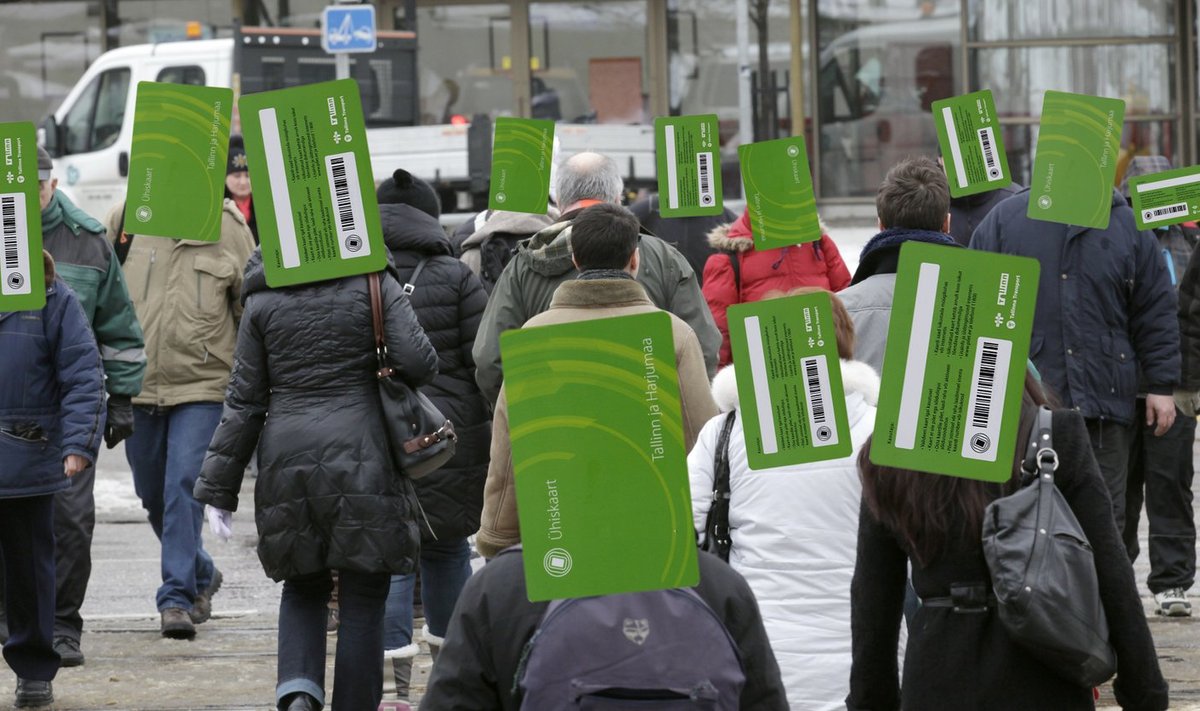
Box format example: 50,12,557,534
1124,402,1197,593
0,463,97,642
1085,417,1137,536
277,569,390,710
53,462,96,640
0,495,60,681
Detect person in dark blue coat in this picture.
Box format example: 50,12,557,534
0,251,106,708
970,187,1180,537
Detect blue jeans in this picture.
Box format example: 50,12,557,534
383,537,472,648
277,569,390,710
124,403,220,612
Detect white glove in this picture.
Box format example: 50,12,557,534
205,505,233,542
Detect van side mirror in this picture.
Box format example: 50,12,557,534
40,115,61,157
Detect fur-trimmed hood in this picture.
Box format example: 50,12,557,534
711,358,879,413
43,250,55,289
707,210,832,253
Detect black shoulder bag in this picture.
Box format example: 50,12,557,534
368,269,456,480
982,406,1116,687
701,411,738,562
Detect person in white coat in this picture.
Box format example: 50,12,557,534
689,289,879,711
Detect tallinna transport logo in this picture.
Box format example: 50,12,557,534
1037,195,1052,210
543,548,573,577
135,205,153,223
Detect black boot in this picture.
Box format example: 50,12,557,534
15,679,53,708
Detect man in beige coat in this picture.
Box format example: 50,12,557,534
104,199,254,639
475,203,718,559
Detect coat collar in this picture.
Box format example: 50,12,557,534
548,278,652,309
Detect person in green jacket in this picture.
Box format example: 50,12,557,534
4,147,147,668
472,151,720,405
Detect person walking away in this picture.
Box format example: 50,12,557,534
105,197,254,639
1119,155,1198,617
472,152,720,405
848,373,1169,710
225,135,258,244
1,251,106,707
375,169,491,694
941,156,1021,246
14,147,145,668
970,182,1179,538
420,549,788,710
690,288,876,710
456,209,557,293
839,156,960,374
629,192,736,284
475,203,718,559
195,250,437,711
702,210,851,367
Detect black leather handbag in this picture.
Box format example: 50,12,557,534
368,269,456,480
982,406,1116,687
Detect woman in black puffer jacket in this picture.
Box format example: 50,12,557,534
194,249,437,711
374,170,491,693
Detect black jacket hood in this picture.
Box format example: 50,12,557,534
380,203,453,257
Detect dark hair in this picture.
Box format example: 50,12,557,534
876,156,950,232
858,370,1056,567
763,287,855,360
570,203,640,271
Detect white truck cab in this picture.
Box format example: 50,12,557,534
42,39,232,220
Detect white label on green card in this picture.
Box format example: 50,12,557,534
1130,165,1200,230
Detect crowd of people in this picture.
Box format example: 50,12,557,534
0,130,1193,711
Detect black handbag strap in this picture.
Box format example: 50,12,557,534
703,411,738,561
1021,406,1057,483
403,257,430,295
367,272,392,378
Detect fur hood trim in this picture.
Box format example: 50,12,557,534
43,250,55,288
712,358,879,413
706,218,831,253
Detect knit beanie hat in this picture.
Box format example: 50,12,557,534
376,169,440,219
227,135,248,175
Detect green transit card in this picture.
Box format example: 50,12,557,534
932,90,1010,198
0,121,45,313
239,79,386,287
500,311,699,602
123,82,232,242
739,136,821,248
1129,164,1200,231
1028,91,1125,229
654,115,722,217
871,242,1039,482
727,292,852,470
488,117,554,214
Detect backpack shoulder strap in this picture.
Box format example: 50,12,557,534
727,252,741,297
403,256,430,295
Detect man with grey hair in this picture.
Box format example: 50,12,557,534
472,152,720,404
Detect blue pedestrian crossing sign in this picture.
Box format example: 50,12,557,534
321,4,377,54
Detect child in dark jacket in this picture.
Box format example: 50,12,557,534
0,251,106,708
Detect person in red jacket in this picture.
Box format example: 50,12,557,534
702,209,852,366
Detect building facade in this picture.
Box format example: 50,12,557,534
0,0,1191,201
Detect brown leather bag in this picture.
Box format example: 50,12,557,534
368,270,456,479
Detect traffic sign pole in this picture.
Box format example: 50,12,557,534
336,53,350,80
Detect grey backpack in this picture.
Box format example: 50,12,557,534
982,406,1117,687
515,580,746,709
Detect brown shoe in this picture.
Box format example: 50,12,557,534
161,607,196,639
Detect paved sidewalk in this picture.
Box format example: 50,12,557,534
0,433,1196,709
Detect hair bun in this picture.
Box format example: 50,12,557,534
392,169,414,188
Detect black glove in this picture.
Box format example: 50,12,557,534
105,394,135,449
